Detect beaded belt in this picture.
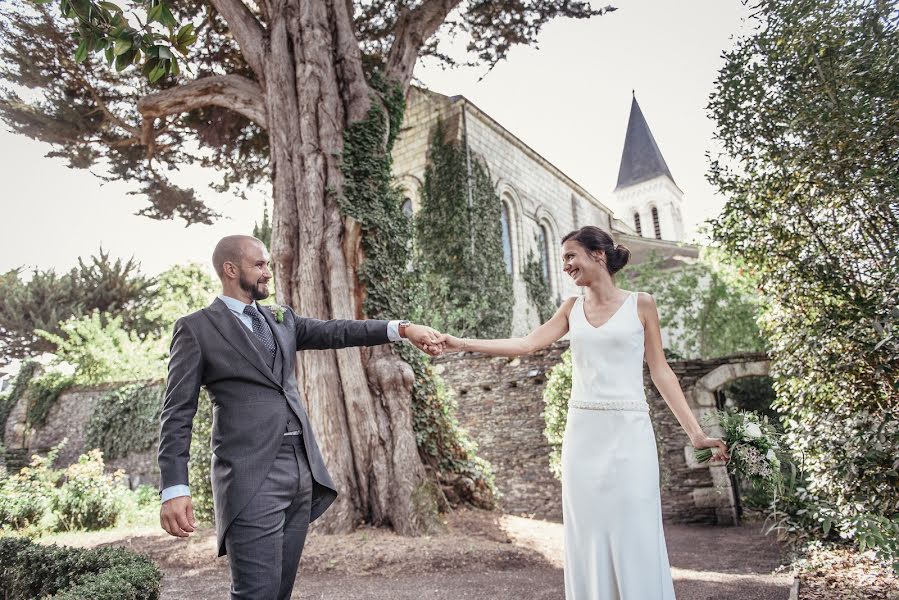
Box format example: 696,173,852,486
570,400,649,412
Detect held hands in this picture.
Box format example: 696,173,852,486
160,496,196,538
692,435,729,462
402,326,467,356
404,324,447,356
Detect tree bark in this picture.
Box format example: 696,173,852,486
264,0,432,533
133,0,457,534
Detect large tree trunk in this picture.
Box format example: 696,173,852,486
264,0,432,533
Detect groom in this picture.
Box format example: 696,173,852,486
158,234,443,599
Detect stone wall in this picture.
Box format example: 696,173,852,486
3,381,159,488
436,343,769,525
3,347,769,517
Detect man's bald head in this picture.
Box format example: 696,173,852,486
212,235,263,280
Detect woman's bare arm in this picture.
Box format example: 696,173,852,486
448,297,576,357
640,293,728,457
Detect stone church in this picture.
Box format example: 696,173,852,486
392,88,698,337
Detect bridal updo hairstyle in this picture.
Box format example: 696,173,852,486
561,226,631,275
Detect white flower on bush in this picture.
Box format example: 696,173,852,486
766,448,780,468
743,422,763,440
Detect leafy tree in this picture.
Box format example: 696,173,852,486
624,250,765,359
708,0,898,557
252,205,272,249
0,0,617,532
0,250,154,363
140,262,217,334
415,120,513,338
38,312,168,384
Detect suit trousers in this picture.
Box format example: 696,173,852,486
224,435,313,600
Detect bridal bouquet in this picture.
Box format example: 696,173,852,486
694,409,789,494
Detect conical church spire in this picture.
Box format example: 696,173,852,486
615,95,677,191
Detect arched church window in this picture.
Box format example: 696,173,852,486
401,197,414,218
538,225,550,283
634,212,642,236
500,203,513,274
651,206,661,239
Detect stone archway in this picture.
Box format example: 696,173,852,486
678,359,771,525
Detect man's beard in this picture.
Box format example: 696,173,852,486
239,272,270,301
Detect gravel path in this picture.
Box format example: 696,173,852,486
90,510,791,599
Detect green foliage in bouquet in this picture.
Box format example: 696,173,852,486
695,409,790,496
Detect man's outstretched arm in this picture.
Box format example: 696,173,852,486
292,310,444,355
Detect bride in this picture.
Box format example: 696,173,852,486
441,226,728,599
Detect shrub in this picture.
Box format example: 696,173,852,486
134,484,158,508
0,443,63,531
542,349,572,479
52,449,124,531
0,536,161,599
37,312,167,385
188,390,215,523
86,382,163,460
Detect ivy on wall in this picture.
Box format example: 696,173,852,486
85,382,163,460
0,361,74,444
414,119,514,338
0,361,39,447
25,371,74,429
338,74,495,508
523,249,555,324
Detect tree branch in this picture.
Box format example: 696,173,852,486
385,0,463,91
329,0,373,122
137,74,267,156
209,0,267,79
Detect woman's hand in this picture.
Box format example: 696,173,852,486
441,334,466,353
692,435,729,462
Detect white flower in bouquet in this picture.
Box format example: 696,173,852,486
743,422,763,440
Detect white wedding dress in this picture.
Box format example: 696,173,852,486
562,293,676,599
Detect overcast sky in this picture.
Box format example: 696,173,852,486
0,0,751,277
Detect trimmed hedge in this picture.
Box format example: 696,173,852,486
0,536,161,599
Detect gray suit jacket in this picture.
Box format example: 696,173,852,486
158,298,390,556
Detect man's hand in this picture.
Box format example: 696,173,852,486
160,495,196,538
405,324,445,356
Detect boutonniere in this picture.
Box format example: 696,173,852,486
270,305,285,323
